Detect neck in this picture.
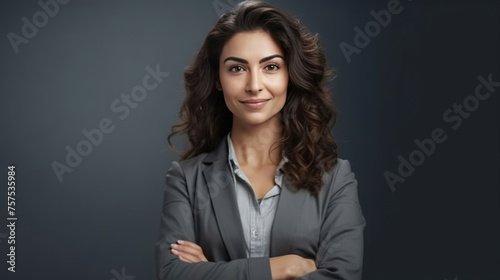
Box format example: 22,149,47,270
230,115,283,167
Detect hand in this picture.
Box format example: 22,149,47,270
270,254,316,279
287,255,316,278
170,240,208,263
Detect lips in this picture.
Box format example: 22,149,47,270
240,98,271,109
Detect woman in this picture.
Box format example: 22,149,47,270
156,1,365,279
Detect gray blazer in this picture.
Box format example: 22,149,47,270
156,137,365,280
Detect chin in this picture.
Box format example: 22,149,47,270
237,113,280,127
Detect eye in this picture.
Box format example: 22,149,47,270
264,63,280,71
229,65,245,72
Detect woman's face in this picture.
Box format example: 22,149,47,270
218,29,289,128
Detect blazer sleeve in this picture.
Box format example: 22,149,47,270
296,159,365,280
155,161,272,280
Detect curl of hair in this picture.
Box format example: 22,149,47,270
169,1,337,195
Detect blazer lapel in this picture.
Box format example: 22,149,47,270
202,138,247,260
270,176,308,256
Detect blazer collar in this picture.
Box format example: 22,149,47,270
202,137,247,259
201,136,308,258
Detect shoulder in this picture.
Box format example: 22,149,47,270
180,151,211,169
329,158,353,174
324,158,355,181
319,158,357,198
166,137,229,180
167,151,211,179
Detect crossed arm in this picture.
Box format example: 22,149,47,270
170,240,316,279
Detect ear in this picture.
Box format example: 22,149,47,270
215,80,222,91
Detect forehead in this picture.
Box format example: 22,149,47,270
220,30,284,61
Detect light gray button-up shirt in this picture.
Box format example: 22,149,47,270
226,133,286,258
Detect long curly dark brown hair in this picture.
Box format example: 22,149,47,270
169,1,338,194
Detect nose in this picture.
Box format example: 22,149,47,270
245,71,263,94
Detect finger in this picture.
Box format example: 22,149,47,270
172,241,208,262
177,240,202,250
171,248,198,263
177,246,207,262
169,248,182,257
180,252,202,263
172,243,204,257
171,244,207,263
178,241,208,261
177,252,193,263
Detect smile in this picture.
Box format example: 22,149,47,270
239,98,271,109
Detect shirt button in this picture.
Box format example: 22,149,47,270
252,230,259,237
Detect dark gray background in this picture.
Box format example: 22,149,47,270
1,0,499,279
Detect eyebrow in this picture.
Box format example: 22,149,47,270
223,54,284,64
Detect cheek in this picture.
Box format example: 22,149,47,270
221,87,240,114
268,73,289,98
276,92,287,110
221,91,234,110
220,75,245,96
